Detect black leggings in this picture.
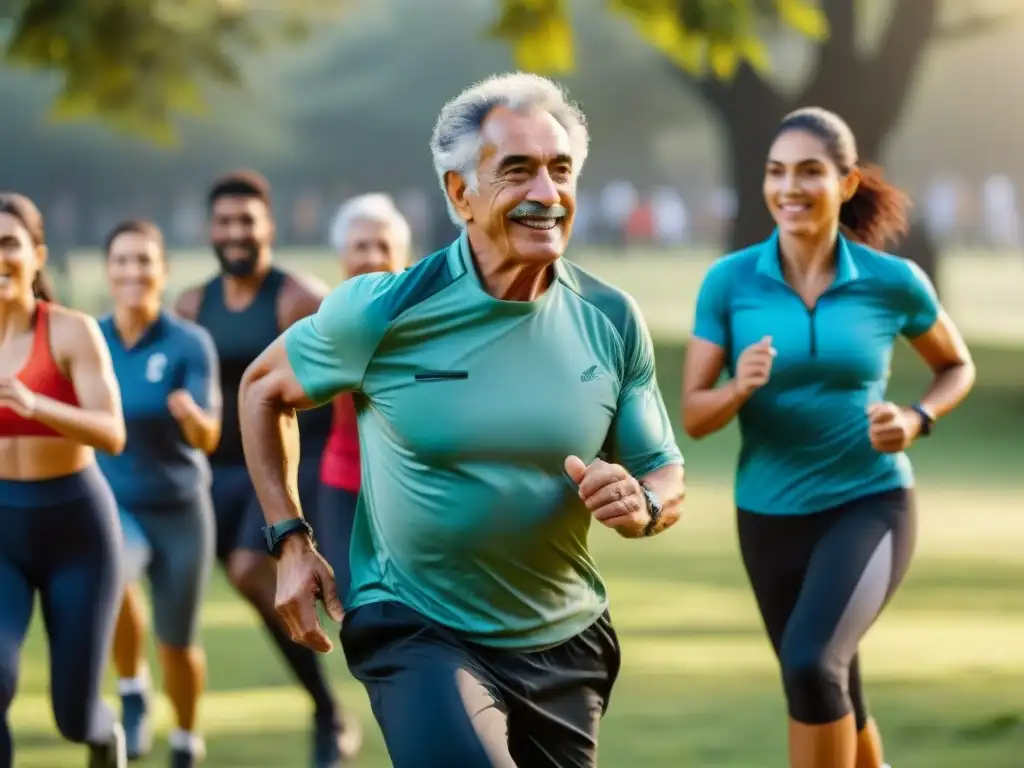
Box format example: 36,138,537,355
0,465,123,766
738,487,916,727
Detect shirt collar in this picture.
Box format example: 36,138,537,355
446,229,568,312
755,228,861,288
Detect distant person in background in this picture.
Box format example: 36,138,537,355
320,193,411,601
0,193,127,768
649,186,689,246
682,107,976,768
174,171,358,767
981,173,1021,249
599,179,638,246
98,220,219,767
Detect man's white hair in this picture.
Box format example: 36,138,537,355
430,71,590,228
329,192,412,256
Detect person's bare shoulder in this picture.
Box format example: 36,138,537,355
48,305,108,369
173,284,205,320
277,270,332,329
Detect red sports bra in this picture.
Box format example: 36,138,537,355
0,302,79,438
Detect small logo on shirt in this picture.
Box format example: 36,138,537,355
580,365,603,382
146,353,168,383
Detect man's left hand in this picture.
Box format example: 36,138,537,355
565,455,649,538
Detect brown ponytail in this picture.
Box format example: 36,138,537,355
838,163,910,250
0,192,57,303
31,269,56,302
774,108,911,250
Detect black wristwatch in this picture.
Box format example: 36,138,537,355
262,518,315,557
909,403,935,437
640,483,663,538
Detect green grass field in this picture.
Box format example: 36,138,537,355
12,251,1024,766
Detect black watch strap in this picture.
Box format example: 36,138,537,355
262,518,314,557
909,403,934,437
640,484,663,537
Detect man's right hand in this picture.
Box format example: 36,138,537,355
733,336,776,397
274,535,343,653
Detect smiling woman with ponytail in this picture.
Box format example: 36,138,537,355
681,108,977,768
0,191,128,766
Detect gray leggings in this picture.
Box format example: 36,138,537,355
120,492,215,648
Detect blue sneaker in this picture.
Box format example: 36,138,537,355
120,691,152,760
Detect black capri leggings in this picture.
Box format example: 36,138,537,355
738,487,916,727
0,465,123,766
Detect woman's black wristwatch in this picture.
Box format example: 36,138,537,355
640,484,663,537
909,403,935,437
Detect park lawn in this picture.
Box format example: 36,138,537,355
8,344,1023,767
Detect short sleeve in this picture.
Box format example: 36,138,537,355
692,259,732,347
898,260,941,338
283,273,392,404
181,327,219,411
611,297,684,478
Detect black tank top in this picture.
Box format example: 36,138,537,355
196,268,332,466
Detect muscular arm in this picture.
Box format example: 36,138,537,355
33,314,126,454
241,273,390,531
239,338,316,529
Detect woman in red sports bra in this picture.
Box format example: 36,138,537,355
0,193,128,768
316,194,410,600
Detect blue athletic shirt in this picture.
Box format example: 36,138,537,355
692,229,941,515
98,311,219,507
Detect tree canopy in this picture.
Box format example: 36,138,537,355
0,0,342,144
488,0,830,79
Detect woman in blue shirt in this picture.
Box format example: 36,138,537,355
682,108,976,768
97,220,220,768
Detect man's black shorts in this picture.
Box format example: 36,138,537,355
342,600,621,768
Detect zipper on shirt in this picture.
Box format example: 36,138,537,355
807,304,818,357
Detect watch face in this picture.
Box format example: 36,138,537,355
642,486,662,512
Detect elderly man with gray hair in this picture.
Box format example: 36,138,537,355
239,72,686,768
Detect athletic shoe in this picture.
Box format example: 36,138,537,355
121,691,152,760
312,714,362,767
170,748,200,768
88,722,127,768
168,730,206,767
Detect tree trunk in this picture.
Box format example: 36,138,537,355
721,114,778,253
696,1,941,280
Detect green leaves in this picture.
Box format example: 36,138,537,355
0,0,339,145
776,0,828,41
492,0,831,79
486,0,576,73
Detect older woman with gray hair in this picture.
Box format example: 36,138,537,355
318,192,410,600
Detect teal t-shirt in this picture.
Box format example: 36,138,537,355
285,232,682,650
692,230,941,516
